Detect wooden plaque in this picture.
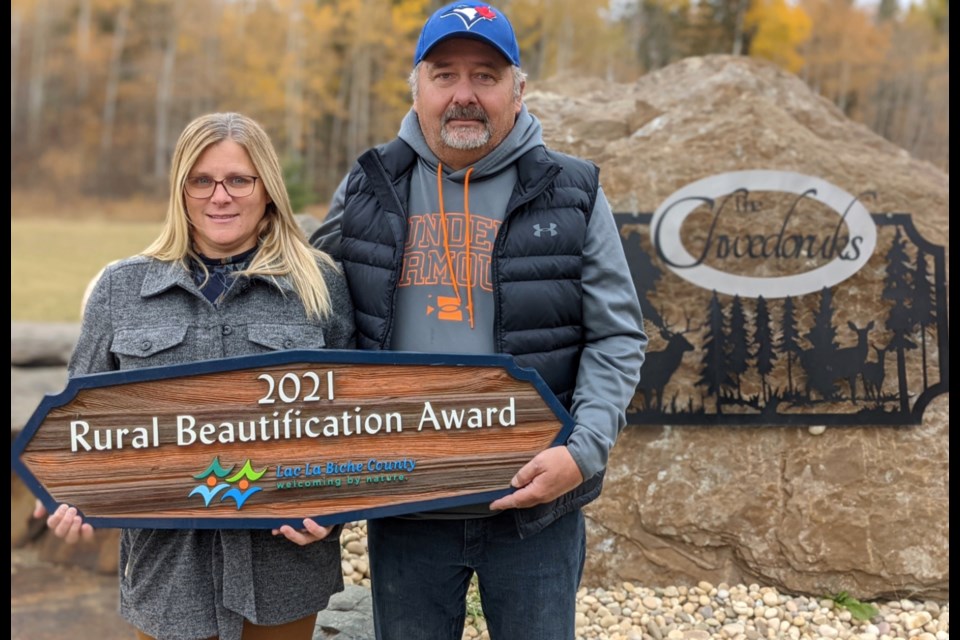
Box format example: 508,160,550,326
11,350,573,529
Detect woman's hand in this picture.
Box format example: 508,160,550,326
33,500,95,544
272,518,333,546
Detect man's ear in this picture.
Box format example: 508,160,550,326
515,81,525,114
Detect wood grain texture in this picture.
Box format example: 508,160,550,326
15,355,571,527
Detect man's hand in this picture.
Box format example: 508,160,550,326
34,500,95,544
489,446,584,511
272,518,333,546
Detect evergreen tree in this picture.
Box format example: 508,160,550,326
882,227,918,412
910,248,936,390
800,287,839,400
755,296,777,403
727,295,750,399
697,291,733,411
780,295,802,396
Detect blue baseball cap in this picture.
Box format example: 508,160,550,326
413,2,521,67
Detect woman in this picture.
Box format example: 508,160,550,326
35,112,356,640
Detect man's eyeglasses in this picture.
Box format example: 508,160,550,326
184,175,259,199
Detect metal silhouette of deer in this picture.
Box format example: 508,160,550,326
830,320,875,403
861,343,889,402
636,314,697,411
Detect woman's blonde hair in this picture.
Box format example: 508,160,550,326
143,112,336,319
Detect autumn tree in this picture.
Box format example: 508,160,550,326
743,0,812,73
8,0,950,201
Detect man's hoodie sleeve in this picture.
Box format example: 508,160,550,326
566,186,648,480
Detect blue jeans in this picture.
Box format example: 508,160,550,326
367,509,586,640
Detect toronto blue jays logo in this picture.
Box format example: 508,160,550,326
441,4,498,29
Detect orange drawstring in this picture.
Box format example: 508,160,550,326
436,163,460,306
462,167,475,329
436,163,475,329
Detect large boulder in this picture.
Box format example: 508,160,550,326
527,55,948,600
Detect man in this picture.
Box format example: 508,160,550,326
311,2,647,638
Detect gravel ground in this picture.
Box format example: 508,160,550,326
338,522,950,640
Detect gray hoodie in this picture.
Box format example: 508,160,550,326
316,105,646,504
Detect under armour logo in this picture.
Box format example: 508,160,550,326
533,223,558,237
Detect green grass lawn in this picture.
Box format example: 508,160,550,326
11,219,162,322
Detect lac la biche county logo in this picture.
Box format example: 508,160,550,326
188,457,266,510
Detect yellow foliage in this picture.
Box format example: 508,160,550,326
746,0,812,73
799,0,891,116
8,0,949,198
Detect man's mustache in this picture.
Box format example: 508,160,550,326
442,106,489,125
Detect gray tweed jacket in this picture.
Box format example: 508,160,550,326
70,253,356,640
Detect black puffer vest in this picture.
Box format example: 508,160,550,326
331,138,604,537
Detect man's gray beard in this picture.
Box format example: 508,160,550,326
440,105,491,150
440,123,491,150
